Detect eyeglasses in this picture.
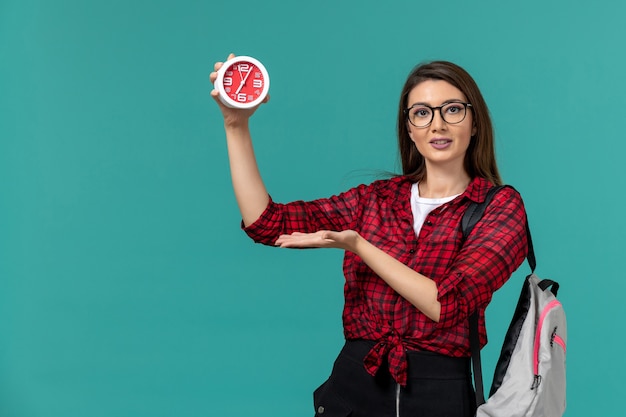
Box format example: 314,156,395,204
404,102,472,128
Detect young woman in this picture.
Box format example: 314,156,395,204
210,56,528,417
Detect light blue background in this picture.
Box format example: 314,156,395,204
1,0,623,416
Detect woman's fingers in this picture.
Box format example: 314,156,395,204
275,231,335,248
213,53,235,71
211,53,236,82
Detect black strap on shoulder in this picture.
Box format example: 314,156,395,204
464,184,536,406
462,185,535,271
461,185,506,241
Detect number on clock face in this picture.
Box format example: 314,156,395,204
216,56,269,109
223,62,265,103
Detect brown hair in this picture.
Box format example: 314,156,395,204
396,61,501,185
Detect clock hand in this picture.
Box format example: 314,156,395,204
235,67,253,95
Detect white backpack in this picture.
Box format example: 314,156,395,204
462,186,567,417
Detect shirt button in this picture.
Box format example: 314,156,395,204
317,406,325,414
409,249,415,254
425,220,433,226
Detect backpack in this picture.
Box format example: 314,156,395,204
462,185,567,417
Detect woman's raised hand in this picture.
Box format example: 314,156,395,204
210,53,270,127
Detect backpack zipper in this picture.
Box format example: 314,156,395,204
552,333,566,352
532,299,563,388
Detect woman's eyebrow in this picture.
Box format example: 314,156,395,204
408,98,465,107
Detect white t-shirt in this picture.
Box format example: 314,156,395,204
410,182,460,237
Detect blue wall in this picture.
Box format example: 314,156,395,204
1,0,623,416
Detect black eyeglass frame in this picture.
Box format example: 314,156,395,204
404,102,473,128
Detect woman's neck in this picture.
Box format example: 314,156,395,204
418,167,471,199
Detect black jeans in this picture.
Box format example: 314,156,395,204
313,340,476,417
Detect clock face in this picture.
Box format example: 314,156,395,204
216,56,269,109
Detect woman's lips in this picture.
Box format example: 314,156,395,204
430,138,452,150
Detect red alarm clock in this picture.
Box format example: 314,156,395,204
215,55,270,109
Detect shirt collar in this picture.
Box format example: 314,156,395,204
386,175,493,209
461,176,494,204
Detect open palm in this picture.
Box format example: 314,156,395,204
275,230,360,252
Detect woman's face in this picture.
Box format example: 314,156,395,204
406,79,476,171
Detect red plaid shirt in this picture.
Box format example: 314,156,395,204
243,176,528,385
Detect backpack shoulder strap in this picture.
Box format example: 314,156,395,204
469,313,486,405
461,185,536,271
464,184,536,406
461,184,508,241
464,185,508,406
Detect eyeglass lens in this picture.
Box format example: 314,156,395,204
408,103,468,127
